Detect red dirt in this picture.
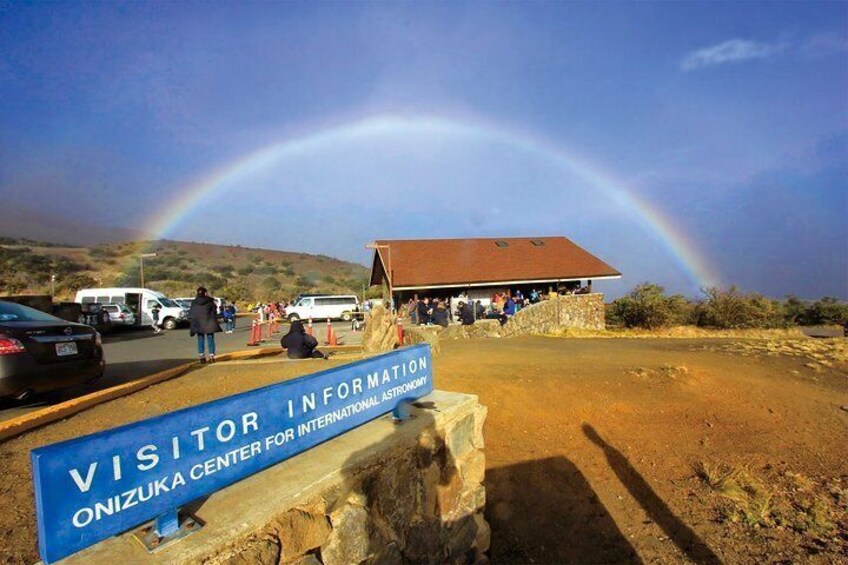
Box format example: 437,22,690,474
0,338,846,564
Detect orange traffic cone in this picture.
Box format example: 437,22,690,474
328,324,338,346
247,320,260,346
306,318,313,336
396,316,404,345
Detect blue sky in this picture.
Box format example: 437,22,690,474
1,1,846,298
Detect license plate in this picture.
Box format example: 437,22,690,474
56,342,78,357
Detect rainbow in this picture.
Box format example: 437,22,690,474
148,115,719,288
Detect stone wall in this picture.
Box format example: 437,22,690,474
403,294,605,348
502,293,605,336
68,392,488,565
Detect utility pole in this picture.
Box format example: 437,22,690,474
50,273,56,296
139,253,158,288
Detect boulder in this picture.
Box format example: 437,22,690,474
362,306,398,354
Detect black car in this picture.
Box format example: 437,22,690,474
0,300,105,401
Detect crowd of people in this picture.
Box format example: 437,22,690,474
406,283,593,327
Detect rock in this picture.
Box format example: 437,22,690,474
362,306,398,354
436,467,464,518
458,450,486,487
465,320,503,338
369,452,420,545
446,413,477,460
445,514,478,559
321,504,371,565
403,518,443,562
276,508,332,560
403,326,441,355
285,554,322,565
841,405,848,412
225,536,281,565
473,512,491,553
440,325,469,340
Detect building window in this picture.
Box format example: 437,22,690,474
495,241,509,248
531,239,545,246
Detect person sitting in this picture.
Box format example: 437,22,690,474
458,302,475,325
417,297,432,325
474,300,485,320
280,320,326,359
503,295,516,316
431,299,449,327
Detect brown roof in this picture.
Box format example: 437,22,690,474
369,237,620,289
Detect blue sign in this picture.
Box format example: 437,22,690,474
31,345,433,563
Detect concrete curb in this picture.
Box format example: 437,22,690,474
0,346,282,443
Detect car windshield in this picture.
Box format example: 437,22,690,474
0,301,64,323
159,298,178,307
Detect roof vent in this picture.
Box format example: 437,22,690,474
531,239,545,246
495,240,509,248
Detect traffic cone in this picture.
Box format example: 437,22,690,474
328,324,338,346
306,318,313,336
396,316,404,345
247,320,260,346
265,320,271,341
325,318,332,344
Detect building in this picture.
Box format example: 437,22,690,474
368,236,621,306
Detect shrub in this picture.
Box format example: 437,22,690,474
804,296,848,325
696,286,787,329
609,283,692,329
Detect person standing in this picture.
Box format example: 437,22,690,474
222,302,235,333
189,287,222,363
151,303,162,334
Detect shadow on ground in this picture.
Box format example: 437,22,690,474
486,455,641,564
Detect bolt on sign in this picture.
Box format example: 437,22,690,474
31,345,433,563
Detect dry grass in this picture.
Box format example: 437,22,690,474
696,461,775,526
543,325,809,340
702,338,848,366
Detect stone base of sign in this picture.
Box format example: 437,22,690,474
62,390,488,565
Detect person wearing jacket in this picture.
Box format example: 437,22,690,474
431,300,449,327
280,320,326,359
189,287,222,363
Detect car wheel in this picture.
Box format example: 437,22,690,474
288,313,300,322
341,311,352,321
163,318,178,330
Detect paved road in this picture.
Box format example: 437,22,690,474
0,318,362,423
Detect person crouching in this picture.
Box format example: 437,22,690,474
281,320,326,359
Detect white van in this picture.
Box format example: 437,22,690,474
75,288,188,330
286,295,359,322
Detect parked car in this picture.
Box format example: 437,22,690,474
0,300,104,401
75,288,187,330
80,302,112,334
101,304,136,327
285,294,359,322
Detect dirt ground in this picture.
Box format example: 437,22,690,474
0,337,846,564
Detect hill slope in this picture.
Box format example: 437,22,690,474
0,238,371,303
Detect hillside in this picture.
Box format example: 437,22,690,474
0,238,372,303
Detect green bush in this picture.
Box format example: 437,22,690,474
609,283,692,329
804,297,848,325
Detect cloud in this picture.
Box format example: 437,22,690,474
801,32,848,58
681,39,785,71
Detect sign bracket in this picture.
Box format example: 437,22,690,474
132,509,203,553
